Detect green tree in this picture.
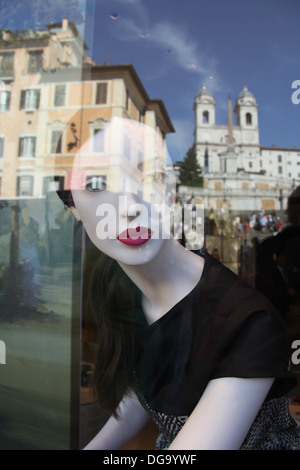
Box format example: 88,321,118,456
179,146,203,187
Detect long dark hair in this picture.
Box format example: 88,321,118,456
85,247,142,417
57,189,142,417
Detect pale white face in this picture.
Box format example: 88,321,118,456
69,118,176,265
71,188,166,265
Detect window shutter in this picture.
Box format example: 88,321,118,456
17,176,21,195
56,133,62,154
32,137,36,157
6,91,11,110
36,90,40,109
20,90,25,109
18,137,24,156
0,137,4,158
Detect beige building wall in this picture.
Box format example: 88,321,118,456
0,20,174,200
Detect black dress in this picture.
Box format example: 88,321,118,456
133,251,300,450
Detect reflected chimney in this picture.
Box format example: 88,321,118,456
62,17,68,31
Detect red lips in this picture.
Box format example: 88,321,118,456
117,227,152,246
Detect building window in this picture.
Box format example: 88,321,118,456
54,84,66,107
27,50,43,74
17,175,33,196
93,129,104,152
0,52,14,77
137,141,143,168
204,147,209,174
125,89,129,111
0,136,4,157
0,90,11,111
123,134,131,159
20,89,40,110
278,155,282,163
43,176,64,194
202,111,209,123
85,175,106,191
51,130,63,154
249,161,253,168
18,136,36,157
246,113,252,125
138,109,145,123
278,166,282,174
96,82,108,104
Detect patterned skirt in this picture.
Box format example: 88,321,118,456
136,391,300,450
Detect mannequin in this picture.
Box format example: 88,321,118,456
65,117,298,450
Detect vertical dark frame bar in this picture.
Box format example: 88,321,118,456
70,222,84,450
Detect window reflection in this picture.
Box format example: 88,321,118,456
54,84,66,107
0,52,14,78
0,88,10,111
0,6,86,451
0,0,299,451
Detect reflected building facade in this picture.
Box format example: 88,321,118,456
0,16,174,451
0,4,299,451
190,85,300,212
0,19,174,200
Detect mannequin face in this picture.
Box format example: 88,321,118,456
69,117,176,265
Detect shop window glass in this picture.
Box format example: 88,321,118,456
0,0,86,451
0,0,299,453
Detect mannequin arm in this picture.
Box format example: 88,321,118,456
83,393,150,450
168,377,274,450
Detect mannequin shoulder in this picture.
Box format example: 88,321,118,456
168,376,274,450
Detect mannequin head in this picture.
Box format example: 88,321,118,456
68,117,177,265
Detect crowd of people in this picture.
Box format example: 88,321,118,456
234,211,283,237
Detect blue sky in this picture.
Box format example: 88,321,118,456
85,0,300,162
1,0,299,162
